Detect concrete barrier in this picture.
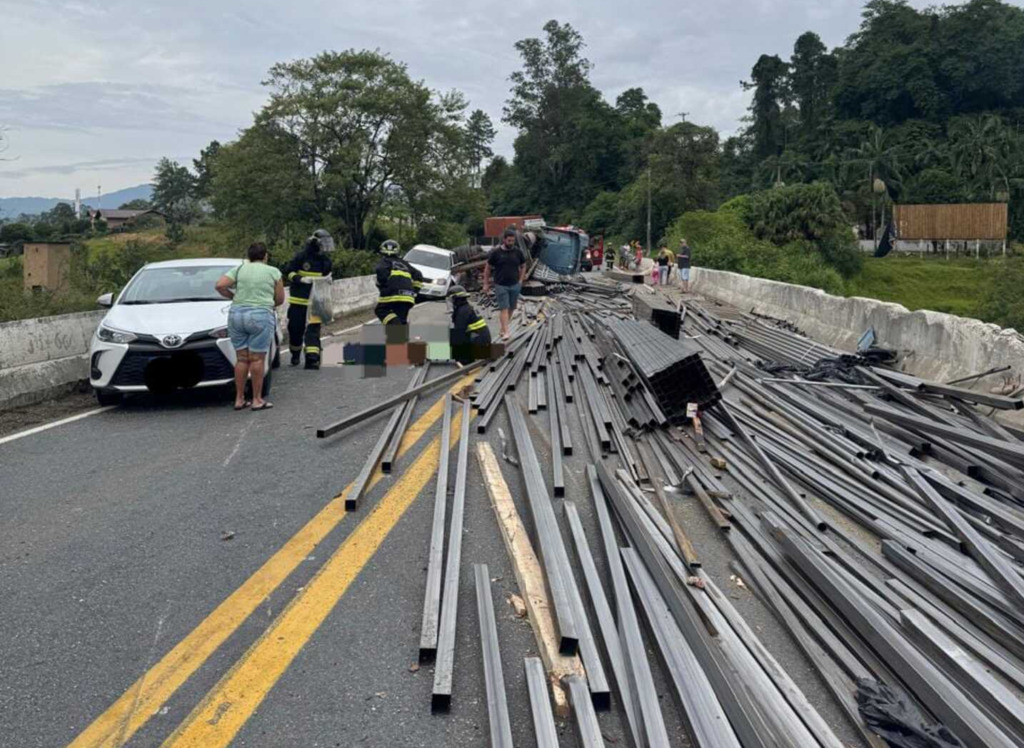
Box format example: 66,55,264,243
0,275,378,410
691,266,1024,389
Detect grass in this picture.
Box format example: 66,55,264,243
844,254,987,318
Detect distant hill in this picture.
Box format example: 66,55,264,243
0,184,153,219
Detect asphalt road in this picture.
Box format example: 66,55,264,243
0,294,864,747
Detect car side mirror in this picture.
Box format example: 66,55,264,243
97,292,114,308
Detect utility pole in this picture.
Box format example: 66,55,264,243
646,166,652,257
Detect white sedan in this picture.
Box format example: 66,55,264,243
89,258,279,405
404,244,454,299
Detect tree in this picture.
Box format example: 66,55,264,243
0,222,33,244
211,122,316,242
465,110,496,176
119,198,152,210
789,32,836,139
261,50,467,249
743,54,791,161
503,20,625,216
151,158,200,232
616,87,662,182
192,141,221,200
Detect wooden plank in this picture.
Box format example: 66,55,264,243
475,442,581,717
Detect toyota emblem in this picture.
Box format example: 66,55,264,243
161,334,184,349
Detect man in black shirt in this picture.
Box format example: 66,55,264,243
483,228,527,340
677,238,692,293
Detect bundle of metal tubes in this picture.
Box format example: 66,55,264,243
322,280,1024,746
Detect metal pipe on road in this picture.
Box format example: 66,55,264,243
317,362,481,439
418,394,452,661
431,397,470,711
475,564,514,748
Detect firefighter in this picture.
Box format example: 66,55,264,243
448,285,491,363
373,239,422,326
283,228,334,369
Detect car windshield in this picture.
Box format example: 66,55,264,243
119,265,236,304
404,249,450,270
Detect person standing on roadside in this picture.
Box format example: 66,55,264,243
677,238,692,293
215,242,285,411
483,228,527,340
656,244,673,285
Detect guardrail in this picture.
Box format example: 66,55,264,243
690,267,1024,420
0,274,379,410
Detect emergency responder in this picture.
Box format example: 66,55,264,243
448,285,491,363
283,229,334,369
373,239,423,326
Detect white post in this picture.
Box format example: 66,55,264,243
1003,239,1007,257
975,239,980,259
945,239,949,260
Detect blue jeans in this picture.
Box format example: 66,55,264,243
228,306,275,353
494,283,521,311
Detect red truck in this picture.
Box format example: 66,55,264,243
483,215,544,240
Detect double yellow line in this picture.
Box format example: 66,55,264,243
70,379,473,748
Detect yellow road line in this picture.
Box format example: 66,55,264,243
68,375,474,748
161,409,469,747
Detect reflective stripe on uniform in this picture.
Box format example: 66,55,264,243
287,271,298,281
378,294,415,304
308,315,322,324
289,345,302,352
288,296,310,306
390,269,412,280
382,313,398,324
305,346,321,354
467,319,487,332
297,270,326,277
412,281,423,288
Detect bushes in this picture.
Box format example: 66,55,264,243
979,257,1024,333
663,205,845,294
330,250,378,279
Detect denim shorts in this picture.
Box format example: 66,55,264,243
494,283,521,310
679,267,691,281
228,306,275,353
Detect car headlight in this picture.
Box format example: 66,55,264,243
433,278,447,285
97,325,137,344
208,326,230,339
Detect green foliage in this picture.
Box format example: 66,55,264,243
415,221,468,249
329,250,379,280
261,49,476,249
0,222,34,243
499,20,627,217
118,198,152,210
152,157,200,232
979,256,1024,332
746,182,848,243
846,255,988,319
211,123,314,244
664,204,846,294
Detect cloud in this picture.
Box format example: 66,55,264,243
0,157,173,181
0,0,936,197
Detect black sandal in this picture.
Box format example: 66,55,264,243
251,402,274,411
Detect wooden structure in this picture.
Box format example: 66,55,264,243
893,203,1007,241
23,242,71,292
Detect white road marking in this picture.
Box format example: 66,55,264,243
0,406,115,447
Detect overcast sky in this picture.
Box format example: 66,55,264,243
1,0,940,198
